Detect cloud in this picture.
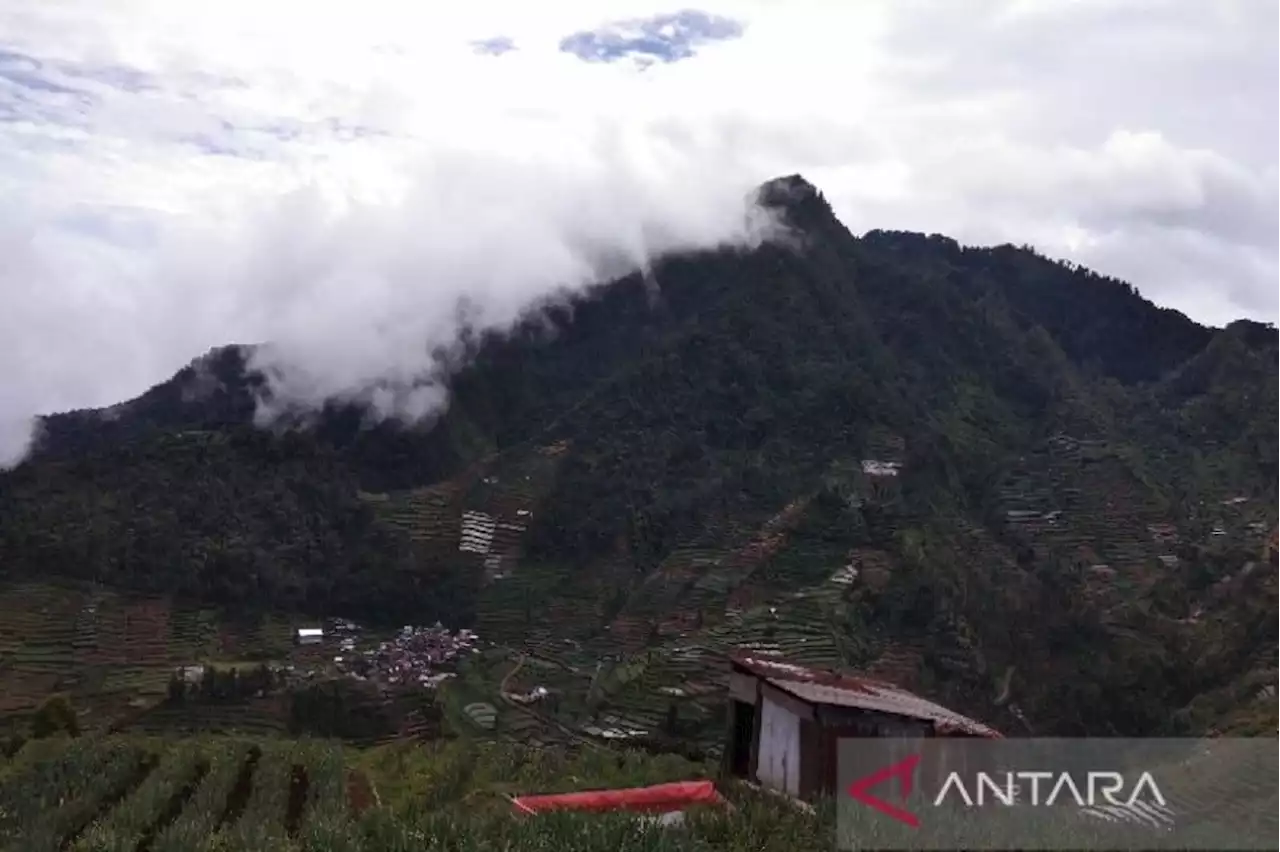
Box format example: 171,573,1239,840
471,36,517,57
0,0,1275,468
558,9,744,65
205,149,778,423
0,418,33,469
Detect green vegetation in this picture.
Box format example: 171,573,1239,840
0,736,154,851
0,430,449,625
0,174,1273,845
70,741,206,852
150,742,252,852
30,695,80,739
0,734,829,851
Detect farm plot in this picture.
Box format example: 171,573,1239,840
0,732,870,850
69,741,208,852
2,736,356,851
0,583,85,716
0,736,154,852
205,741,294,850
149,741,255,852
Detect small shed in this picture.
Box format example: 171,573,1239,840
724,654,1000,800
295,627,324,646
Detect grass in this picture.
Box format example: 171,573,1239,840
0,733,835,850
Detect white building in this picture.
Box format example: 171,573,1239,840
296,627,324,645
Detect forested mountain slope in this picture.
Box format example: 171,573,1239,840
1,175,1274,737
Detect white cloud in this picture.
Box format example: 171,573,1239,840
0,0,1275,466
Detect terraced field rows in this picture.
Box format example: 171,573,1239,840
149,743,251,852
601,501,821,651
611,540,730,642
2,583,327,732
517,491,892,748
126,698,290,738
997,435,1171,577
72,593,177,707
70,741,206,851
618,547,714,626
166,609,222,673
537,572,615,646
367,483,462,545
474,563,573,645
0,583,84,713
210,741,294,849
0,735,153,851
0,737,361,852
294,742,355,845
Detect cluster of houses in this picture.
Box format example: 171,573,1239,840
290,618,482,689
332,622,481,688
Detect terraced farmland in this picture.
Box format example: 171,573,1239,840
994,434,1173,577
0,583,86,715
366,482,463,546
0,734,837,851
0,583,359,736
368,425,1271,750
4,423,1262,763
0,737,347,851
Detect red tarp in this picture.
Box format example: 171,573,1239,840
510,780,723,815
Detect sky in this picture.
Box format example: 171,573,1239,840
1,0,1277,465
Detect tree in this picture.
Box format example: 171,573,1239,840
30,694,79,739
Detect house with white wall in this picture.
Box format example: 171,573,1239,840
723,654,1001,800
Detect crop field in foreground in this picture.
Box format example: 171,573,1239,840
0,734,830,851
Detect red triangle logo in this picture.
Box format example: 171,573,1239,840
847,753,921,828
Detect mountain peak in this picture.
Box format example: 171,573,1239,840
752,173,824,213
756,173,819,202
753,174,837,231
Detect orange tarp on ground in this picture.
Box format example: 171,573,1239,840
510,780,724,815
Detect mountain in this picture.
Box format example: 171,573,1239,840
1,175,1275,740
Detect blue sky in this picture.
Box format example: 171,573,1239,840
0,0,1276,464
557,10,744,64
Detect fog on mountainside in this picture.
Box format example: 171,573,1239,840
2,175,1275,745
0,163,785,470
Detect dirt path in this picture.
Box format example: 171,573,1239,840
346,769,379,816
499,653,526,701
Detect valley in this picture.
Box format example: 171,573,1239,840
0,176,1275,848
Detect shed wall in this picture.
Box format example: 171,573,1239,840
756,695,802,796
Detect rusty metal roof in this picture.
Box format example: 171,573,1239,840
731,653,1000,738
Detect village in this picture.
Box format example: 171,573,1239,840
157,608,1201,835
171,617,484,699
293,618,483,690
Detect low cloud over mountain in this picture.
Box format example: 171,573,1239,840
0,0,1275,467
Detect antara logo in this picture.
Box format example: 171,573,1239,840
935,770,1167,809
847,754,923,827
846,754,1168,828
